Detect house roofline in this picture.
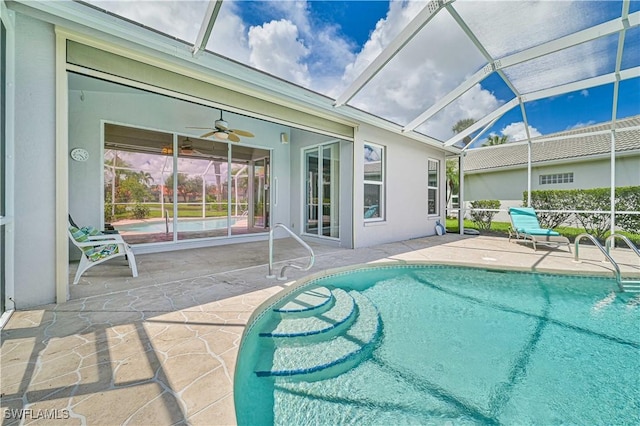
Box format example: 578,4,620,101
464,149,640,174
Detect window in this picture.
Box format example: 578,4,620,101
427,159,439,216
540,172,573,185
364,143,384,220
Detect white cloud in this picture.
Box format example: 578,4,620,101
416,84,503,141
92,0,505,141
86,0,617,144
89,0,209,43
567,120,595,130
248,20,312,87
345,1,501,139
501,122,542,142
207,2,251,63
339,0,426,92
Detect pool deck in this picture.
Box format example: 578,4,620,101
2,234,639,425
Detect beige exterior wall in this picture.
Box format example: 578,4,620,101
13,14,57,307
463,154,640,222
355,124,446,248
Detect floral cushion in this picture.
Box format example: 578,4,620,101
69,226,119,261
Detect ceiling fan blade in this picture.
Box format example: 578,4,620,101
230,129,254,137
201,131,217,138
187,126,214,130
228,133,241,143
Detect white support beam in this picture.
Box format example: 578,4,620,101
459,153,465,235
521,67,640,103
333,0,449,107
412,4,520,140
619,66,640,80
403,63,493,132
519,103,533,207
609,0,629,241
446,3,522,98
497,12,640,69
444,98,519,146
192,0,223,57
405,11,640,134
461,115,502,152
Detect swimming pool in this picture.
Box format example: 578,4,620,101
114,217,236,233
235,264,640,425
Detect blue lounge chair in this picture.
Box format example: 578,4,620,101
364,205,378,219
508,207,571,252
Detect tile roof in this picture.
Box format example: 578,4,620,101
463,116,640,172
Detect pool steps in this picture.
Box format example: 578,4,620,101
273,286,334,318
260,288,356,338
255,287,381,380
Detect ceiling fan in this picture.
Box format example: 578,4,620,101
162,137,202,155
187,111,255,143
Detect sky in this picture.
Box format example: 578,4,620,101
87,0,639,149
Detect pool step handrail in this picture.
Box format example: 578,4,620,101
574,233,640,292
605,234,640,292
267,223,315,281
605,233,640,258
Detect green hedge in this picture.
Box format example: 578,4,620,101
524,186,640,240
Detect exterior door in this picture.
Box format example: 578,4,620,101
303,142,340,239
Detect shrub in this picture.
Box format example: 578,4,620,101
572,188,610,241
526,186,640,241
104,203,127,223
523,190,574,228
469,199,501,230
616,186,640,234
131,203,150,219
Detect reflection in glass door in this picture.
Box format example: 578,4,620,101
304,142,340,238
252,158,269,228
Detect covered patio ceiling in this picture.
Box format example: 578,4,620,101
14,0,640,151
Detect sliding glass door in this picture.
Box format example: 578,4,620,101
304,142,340,238
103,122,271,244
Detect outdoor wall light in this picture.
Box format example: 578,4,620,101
280,132,289,144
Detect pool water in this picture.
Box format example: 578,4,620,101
115,217,236,233
235,265,640,425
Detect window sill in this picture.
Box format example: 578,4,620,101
364,220,386,227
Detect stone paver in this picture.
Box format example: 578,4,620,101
1,235,638,424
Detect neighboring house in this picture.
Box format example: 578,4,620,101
463,116,640,222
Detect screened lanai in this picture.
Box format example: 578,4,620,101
27,0,639,236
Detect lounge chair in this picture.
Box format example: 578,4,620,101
508,207,571,252
364,205,379,219
68,225,138,284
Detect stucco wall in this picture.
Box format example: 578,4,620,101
13,13,56,307
68,79,292,254
354,124,446,248
464,155,640,222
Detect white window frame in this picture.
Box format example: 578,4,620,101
363,142,385,222
540,172,573,185
427,158,439,217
